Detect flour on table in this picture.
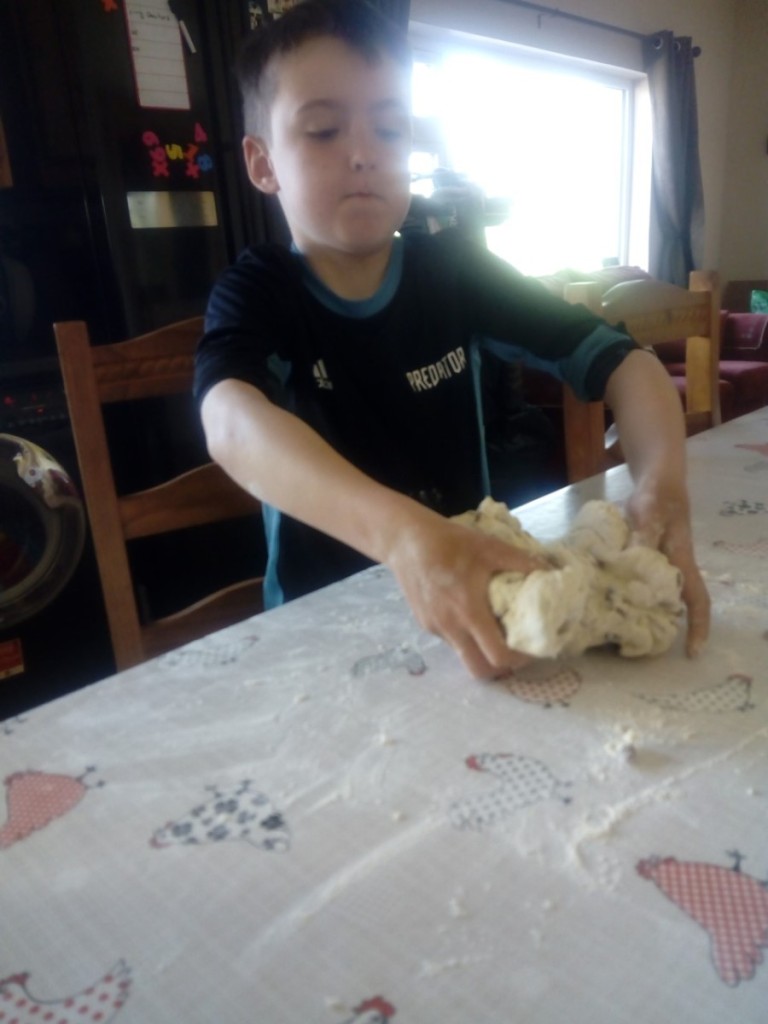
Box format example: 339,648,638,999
453,498,683,658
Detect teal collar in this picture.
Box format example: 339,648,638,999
292,236,403,318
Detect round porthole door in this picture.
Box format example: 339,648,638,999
0,433,86,629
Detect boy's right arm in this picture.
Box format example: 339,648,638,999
201,377,542,678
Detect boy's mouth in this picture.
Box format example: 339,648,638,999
344,180,379,196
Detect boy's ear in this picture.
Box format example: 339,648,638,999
242,135,280,194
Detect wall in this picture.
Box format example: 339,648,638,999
719,0,768,282
411,0,768,286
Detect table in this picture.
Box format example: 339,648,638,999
2,410,767,1023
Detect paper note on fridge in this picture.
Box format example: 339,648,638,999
125,0,191,110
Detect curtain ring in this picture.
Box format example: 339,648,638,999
652,35,664,50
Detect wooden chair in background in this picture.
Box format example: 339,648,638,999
561,270,721,482
54,317,264,671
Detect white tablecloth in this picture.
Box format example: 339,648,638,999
2,411,767,1023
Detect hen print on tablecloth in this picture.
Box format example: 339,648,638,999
1,715,27,736
504,663,582,707
156,635,259,671
0,960,131,1023
719,499,768,516
340,995,396,1023
635,674,754,713
637,853,768,986
450,752,572,831
735,442,768,458
351,645,427,678
736,441,768,472
151,779,290,851
0,767,103,849
712,537,768,558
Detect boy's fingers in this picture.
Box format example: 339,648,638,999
453,636,530,680
632,503,711,659
499,551,551,576
453,637,494,679
663,535,710,657
681,568,711,657
449,608,532,679
629,525,663,550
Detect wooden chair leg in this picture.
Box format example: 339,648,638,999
562,386,606,483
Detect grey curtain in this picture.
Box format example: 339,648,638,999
643,31,705,285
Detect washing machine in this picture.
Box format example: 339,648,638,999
0,186,117,720
0,419,115,720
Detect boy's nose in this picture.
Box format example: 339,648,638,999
348,129,377,171
350,151,376,171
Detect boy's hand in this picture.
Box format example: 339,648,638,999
604,350,709,658
385,517,544,678
626,477,710,657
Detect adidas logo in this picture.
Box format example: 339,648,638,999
312,359,333,390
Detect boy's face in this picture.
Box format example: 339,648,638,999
243,37,412,258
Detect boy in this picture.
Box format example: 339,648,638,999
196,0,709,678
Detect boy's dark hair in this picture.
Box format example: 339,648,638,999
237,0,411,137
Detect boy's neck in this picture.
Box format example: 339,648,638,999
302,241,395,301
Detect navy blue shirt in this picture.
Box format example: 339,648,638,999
195,229,637,606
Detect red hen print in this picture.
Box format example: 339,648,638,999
637,853,768,986
450,752,572,830
0,767,102,849
0,961,131,1022
342,996,396,1023
735,442,768,458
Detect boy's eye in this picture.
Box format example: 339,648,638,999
305,127,339,140
375,118,410,142
376,127,403,140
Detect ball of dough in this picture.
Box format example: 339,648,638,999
454,498,683,659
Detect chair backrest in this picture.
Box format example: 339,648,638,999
561,270,721,483
54,317,264,671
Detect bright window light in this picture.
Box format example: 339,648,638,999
409,40,650,277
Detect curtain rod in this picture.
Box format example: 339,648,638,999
495,0,650,42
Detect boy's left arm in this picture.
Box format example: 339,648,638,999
604,349,711,656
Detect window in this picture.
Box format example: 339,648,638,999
409,30,651,277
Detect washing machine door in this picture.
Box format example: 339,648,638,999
0,433,86,629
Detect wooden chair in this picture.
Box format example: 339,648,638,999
561,270,721,482
54,317,264,671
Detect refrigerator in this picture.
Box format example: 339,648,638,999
0,0,279,716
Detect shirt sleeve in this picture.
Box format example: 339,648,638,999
193,247,295,408
431,231,641,402
481,322,640,401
